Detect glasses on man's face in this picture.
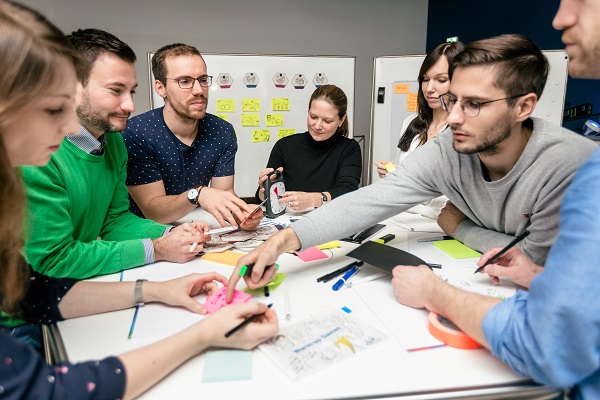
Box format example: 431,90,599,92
439,93,527,117
167,75,213,89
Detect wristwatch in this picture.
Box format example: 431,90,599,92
135,279,147,307
321,192,328,206
187,185,204,205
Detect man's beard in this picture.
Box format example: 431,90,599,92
453,118,512,156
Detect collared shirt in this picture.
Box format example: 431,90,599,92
66,124,170,264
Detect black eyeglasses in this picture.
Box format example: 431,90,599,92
166,75,213,89
439,93,527,117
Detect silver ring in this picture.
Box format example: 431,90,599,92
288,202,292,207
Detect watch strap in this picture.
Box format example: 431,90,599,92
135,279,147,307
321,192,328,205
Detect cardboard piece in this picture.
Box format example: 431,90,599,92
345,241,427,273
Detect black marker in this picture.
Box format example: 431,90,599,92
316,261,363,283
474,230,530,274
224,304,273,338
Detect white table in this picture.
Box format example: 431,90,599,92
57,213,562,399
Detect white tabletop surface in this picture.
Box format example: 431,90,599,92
57,212,559,399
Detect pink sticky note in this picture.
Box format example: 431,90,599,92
294,246,329,262
205,286,251,314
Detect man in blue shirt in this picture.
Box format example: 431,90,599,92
123,43,262,228
391,1,600,398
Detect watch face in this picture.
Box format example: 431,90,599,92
268,182,286,214
188,188,199,203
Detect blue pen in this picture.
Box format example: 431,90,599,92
332,266,359,291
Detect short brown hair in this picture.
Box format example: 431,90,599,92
449,34,549,106
309,85,350,137
152,43,202,85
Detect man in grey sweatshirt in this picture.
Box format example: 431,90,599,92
227,34,597,299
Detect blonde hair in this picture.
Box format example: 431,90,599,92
0,0,87,313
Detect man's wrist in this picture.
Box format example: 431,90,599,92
196,185,205,206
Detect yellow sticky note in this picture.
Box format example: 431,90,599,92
216,99,236,113
201,250,244,266
407,101,418,112
214,114,229,122
278,128,296,139
241,113,260,127
266,114,284,127
432,240,481,259
384,162,396,172
316,241,341,250
272,98,290,111
242,98,260,112
407,92,418,102
252,130,271,143
394,84,410,94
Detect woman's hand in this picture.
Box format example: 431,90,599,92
257,167,284,201
375,160,393,179
199,301,279,350
280,191,321,211
145,273,229,314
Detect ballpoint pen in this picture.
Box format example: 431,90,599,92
417,235,452,242
332,266,360,291
474,230,530,274
344,272,388,288
127,305,140,340
224,304,273,337
284,289,291,320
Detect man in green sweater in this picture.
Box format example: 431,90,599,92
20,29,209,279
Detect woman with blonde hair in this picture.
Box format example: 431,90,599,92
0,2,277,398
257,84,362,211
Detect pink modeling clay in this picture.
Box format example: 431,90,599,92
204,286,251,314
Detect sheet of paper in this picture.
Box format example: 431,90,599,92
352,279,439,351
433,239,481,259
433,266,518,300
202,350,253,383
353,267,518,351
259,310,387,380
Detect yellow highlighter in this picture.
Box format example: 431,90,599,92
384,162,396,172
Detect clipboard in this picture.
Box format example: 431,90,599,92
340,224,386,244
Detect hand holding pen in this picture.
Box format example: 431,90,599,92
476,239,543,288
474,230,530,274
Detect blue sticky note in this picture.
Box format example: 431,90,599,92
202,350,252,383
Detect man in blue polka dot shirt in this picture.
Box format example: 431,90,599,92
123,43,261,229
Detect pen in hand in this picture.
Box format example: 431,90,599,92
474,230,530,274
224,304,273,338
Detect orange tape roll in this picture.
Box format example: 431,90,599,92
428,312,481,349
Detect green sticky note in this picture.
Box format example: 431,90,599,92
202,350,252,383
432,239,481,259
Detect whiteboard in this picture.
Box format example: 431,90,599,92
367,50,569,184
147,53,355,197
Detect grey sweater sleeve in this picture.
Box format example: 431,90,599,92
291,140,445,250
